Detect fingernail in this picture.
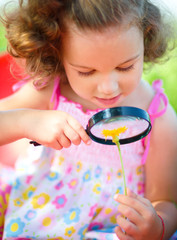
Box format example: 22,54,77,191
114,194,119,200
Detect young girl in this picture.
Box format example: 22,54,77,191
0,0,177,239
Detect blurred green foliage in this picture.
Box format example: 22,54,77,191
143,47,177,113
0,24,6,52
0,24,177,112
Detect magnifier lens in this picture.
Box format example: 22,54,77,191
90,116,149,140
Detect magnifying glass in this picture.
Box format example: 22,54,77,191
30,106,151,146
87,106,151,145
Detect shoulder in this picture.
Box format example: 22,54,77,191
1,79,55,110
145,102,177,201
148,78,177,146
151,103,177,152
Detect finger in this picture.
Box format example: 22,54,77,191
63,125,81,146
44,139,63,150
67,117,91,145
127,188,151,207
116,214,138,236
114,193,150,217
56,140,63,150
118,203,143,225
57,132,71,148
115,187,152,207
115,225,134,240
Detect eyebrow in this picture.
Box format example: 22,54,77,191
69,54,140,69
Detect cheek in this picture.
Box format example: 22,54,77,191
120,71,142,94
67,74,94,97
128,63,143,88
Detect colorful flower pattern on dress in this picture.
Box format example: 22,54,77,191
68,179,78,189
55,180,64,190
13,198,24,207
5,218,25,237
52,194,67,209
0,183,11,238
65,226,76,237
64,208,81,224
31,193,50,209
83,170,91,182
22,186,36,200
93,183,101,194
1,79,176,239
46,172,59,181
13,178,21,190
24,210,37,221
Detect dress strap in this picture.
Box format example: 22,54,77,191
13,76,60,110
12,78,28,92
148,80,168,119
50,76,60,110
141,80,168,165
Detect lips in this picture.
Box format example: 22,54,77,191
95,94,121,106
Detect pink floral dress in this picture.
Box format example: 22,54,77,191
1,79,175,240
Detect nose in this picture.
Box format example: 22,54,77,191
97,72,118,95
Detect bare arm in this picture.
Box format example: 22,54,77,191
0,80,91,148
0,80,54,145
145,104,177,239
0,80,54,111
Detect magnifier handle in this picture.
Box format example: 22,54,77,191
29,141,41,146
29,128,89,146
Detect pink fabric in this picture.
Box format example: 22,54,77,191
51,78,168,165
50,77,60,110
141,80,168,164
12,80,27,92
2,78,169,239
13,78,168,166
0,180,12,238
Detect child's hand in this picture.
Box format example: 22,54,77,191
114,189,163,240
24,109,91,149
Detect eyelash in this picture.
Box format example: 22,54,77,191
116,65,134,72
78,70,95,76
78,65,134,76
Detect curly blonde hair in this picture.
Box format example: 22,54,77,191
1,0,174,87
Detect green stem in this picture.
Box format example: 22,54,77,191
113,136,127,196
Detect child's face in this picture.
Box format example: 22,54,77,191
62,23,144,109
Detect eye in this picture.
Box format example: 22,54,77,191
78,70,95,76
116,65,134,72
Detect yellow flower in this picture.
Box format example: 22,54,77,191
31,193,50,209
58,156,65,165
65,226,76,237
14,198,24,207
0,192,10,227
110,214,117,224
22,186,36,200
116,169,122,178
102,126,128,140
102,126,128,197
93,183,101,194
105,208,112,215
42,217,52,227
76,161,82,172
136,165,143,175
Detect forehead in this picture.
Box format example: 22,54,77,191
62,23,143,69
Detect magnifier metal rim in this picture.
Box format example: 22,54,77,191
86,106,152,145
